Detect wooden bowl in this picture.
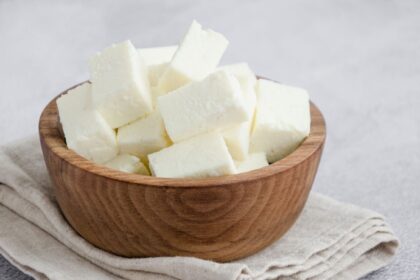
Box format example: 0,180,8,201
39,82,326,262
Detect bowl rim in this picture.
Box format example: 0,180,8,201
39,80,326,188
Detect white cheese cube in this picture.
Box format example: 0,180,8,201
219,63,257,118
56,83,118,164
158,71,249,142
138,46,177,87
218,63,257,88
241,78,257,119
148,63,169,86
138,45,177,66
158,20,229,92
89,40,152,128
222,77,256,161
117,111,171,159
250,79,311,163
235,152,269,173
222,121,252,161
149,86,162,108
105,154,149,175
148,133,236,178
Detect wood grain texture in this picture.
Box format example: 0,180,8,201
38,82,326,262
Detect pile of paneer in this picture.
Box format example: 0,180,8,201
57,20,311,179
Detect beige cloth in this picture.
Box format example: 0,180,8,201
0,136,398,280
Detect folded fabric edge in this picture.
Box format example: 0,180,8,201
248,223,397,280
247,218,382,278
332,235,398,280
294,223,392,279
240,194,391,279
0,248,47,280
0,202,130,280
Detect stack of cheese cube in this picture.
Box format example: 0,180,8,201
57,20,311,179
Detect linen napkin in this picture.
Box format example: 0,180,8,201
0,136,398,280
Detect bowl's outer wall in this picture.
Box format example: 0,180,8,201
39,89,325,262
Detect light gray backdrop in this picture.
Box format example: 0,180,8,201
0,0,419,279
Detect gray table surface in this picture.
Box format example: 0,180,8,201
1,0,419,279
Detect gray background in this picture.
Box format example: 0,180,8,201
0,0,419,279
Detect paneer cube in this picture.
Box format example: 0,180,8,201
117,111,171,159
219,63,257,118
138,45,177,86
138,45,177,66
158,20,229,93
149,86,164,109
148,133,236,178
158,70,249,142
218,63,257,88
89,40,152,128
222,121,252,161
56,83,118,164
250,79,311,163
235,152,269,173
242,79,257,118
219,64,257,160
148,63,169,87
105,154,149,175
